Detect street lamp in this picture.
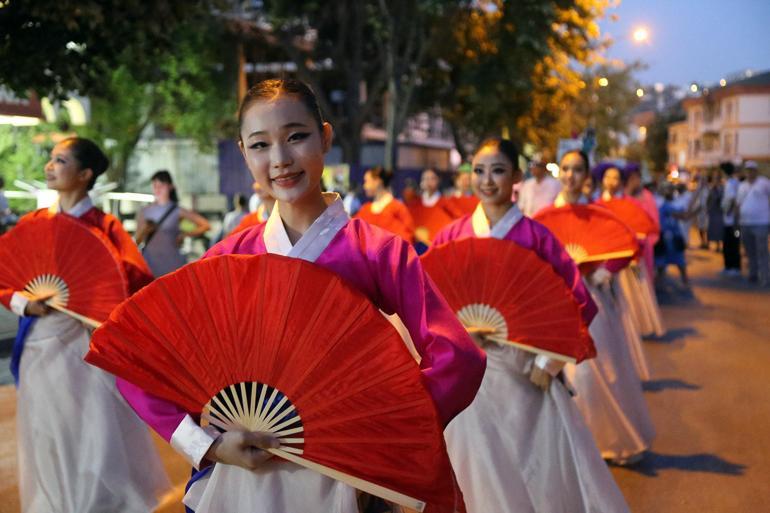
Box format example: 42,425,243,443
636,88,644,98
598,77,609,87
632,26,650,44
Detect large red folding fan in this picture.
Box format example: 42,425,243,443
421,238,595,364
597,197,659,238
533,204,639,264
86,254,464,513
0,215,128,326
408,204,456,244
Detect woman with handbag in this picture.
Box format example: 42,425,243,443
136,170,210,276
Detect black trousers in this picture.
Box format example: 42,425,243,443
723,225,741,270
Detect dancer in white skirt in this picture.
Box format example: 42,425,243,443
434,139,630,512
555,150,656,465
115,79,485,513
0,138,169,512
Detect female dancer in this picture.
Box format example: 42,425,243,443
556,150,656,465
355,166,415,243
136,170,210,276
0,137,169,512
433,138,630,513
596,162,625,201
115,79,485,513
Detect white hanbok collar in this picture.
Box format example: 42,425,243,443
370,192,393,214
422,191,441,208
471,202,523,239
263,192,349,262
48,195,94,218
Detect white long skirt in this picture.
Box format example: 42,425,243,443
612,276,652,381
444,344,630,513
617,264,665,338
183,459,358,513
17,312,170,513
564,282,656,461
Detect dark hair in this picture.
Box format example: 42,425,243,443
0,176,4,189
622,162,641,182
474,137,520,169
60,137,109,190
234,193,248,209
365,166,394,188
561,149,590,172
720,161,735,176
151,170,179,203
592,161,622,183
238,78,325,138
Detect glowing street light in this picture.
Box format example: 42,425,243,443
690,83,699,93
720,78,727,87
636,88,644,98
598,77,609,87
632,26,650,44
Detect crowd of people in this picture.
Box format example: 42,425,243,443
0,77,768,513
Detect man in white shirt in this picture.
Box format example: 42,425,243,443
518,155,561,217
736,161,770,285
720,162,742,276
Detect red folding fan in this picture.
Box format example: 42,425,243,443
533,204,639,264
421,238,595,364
597,197,659,238
0,215,128,327
408,204,456,244
86,254,463,513
447,196,479,218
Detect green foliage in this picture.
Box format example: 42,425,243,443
0,0,220,98
576,63,643,157
77,17,238,185
0,125,50,184
0,125,52,211
414,0,606,157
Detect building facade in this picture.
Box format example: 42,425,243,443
674,71,770,170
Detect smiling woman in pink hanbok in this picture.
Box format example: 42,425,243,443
433,138,630,513
113,79,485,513
556,150,655,465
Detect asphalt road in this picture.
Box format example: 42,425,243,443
0,246,768,513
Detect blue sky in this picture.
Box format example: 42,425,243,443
598,0,770,87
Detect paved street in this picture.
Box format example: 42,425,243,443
0,247,768,513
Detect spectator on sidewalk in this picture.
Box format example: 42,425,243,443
706,169,724,252
720,162,742,277
736,161,770,286
656,181,691,287
518,154,561,216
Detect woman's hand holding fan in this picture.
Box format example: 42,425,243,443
204,430,279,470
87,254,465,513
0,215,128,328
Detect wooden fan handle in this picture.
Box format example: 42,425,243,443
485,335,577,364
46,301,102,329
576,249,636,264
466,326,497,335
267,447,426,512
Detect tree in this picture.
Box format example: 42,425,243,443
515,0,609,156
0,0,221,99
253,0,387,166
645,106,685,175
79,18,238,186
414,0,606,161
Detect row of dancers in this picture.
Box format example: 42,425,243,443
0,77,666,512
